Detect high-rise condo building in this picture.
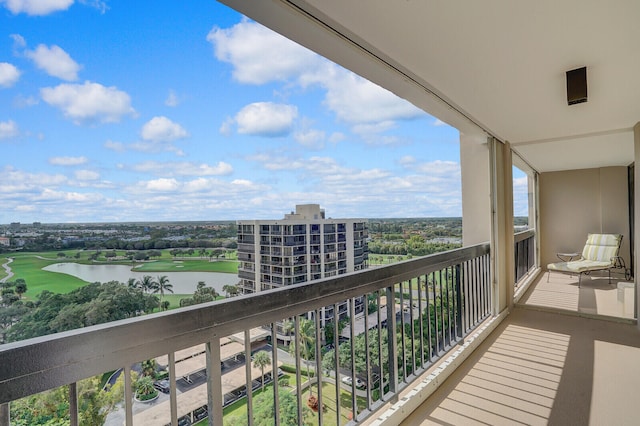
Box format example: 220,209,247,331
237,204,369,337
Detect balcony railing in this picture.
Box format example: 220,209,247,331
0,243,490,426
514,229,536,285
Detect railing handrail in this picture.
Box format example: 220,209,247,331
514,228,535,243
0,242,489,405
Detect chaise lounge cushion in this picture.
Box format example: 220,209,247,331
547,233,621,274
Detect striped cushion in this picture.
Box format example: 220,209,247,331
581,234,621,263
548,259,612,273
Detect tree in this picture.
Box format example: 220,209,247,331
14,278,27,299
253,351,272,392
141,359,157,377
252,388,303,426
135,375,157,400
160,300,170,311
153,275,173,301
126,277,139,290
10,375,123,426
136,275,157,293
222,284,238,298
290,319,316,396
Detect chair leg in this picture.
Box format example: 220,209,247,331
578,273,581,288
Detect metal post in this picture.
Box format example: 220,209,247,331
385,286,398,400
69,382,78,426
206,337,222,426
124,365,133,426
168,352,177,426
0,403,9,426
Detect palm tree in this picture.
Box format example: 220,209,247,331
126,278,139,290
141,359,157,377
283,319,294,346
136,275,157,293
291,318,316,396
135,375,157,400
252,351,272,392
153,275,173,301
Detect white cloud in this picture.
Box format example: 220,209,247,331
144,178,180,192
219,117,233,136
234,102,297,137
294,124,325,149
141,116,189,142
10,34,26,49
128,141,186,155
433,118,447,126
320,70,423,125
399,156,416,166
13,95,39,108
0,166,68,193
207,19,322,85
25,44,81,81
1,0,73,15
78,0,107,13
208,20,426,136
36,188,102,202
132,160,233,176
0,120,19,139
0,62,20,88
49,156,88,166
104,140,125,152
164,89,180,107
41,81,136,124
328,132,345,144
75,169,99,180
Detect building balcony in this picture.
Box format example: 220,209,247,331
1,243,493,425
2,230,638,426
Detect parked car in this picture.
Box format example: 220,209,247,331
193,406,208,421
341,375,365,388
153,379,170,394
177,415,191,426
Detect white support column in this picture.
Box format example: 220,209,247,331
489,138,515,314
633,122,640,322
460,132,492,246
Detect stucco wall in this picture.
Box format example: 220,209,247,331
539,166,630,269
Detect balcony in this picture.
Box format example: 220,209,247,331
0,243,493,425
4,1,640,424
397,306,640,426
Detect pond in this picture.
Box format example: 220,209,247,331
42,263,239,295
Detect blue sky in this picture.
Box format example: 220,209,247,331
0,1,527,223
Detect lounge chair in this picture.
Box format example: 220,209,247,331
547,233,623,287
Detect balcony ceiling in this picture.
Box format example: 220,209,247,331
220,0,640,172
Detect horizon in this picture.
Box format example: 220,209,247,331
1,1,528,223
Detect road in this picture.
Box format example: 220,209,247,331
0,257,13,283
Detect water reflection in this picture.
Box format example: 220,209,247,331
42,263,238,294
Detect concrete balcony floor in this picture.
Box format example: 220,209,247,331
518,271,635,320
401,306,640,425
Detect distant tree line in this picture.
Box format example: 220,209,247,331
1,278,233,343
369,235,460,256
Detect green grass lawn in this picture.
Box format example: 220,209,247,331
1,250,238,301
1,253,88,298
219,374,306,425
155,294,191,310
133,259,238,273
218,375,363,426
